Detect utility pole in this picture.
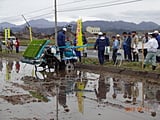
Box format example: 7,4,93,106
22,15,33,41
54,2,58,120
54,0,58,46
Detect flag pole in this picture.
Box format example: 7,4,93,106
22,15,32,41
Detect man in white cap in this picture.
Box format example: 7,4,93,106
94,32,110,65
57,27,67,60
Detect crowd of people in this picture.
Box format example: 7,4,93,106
94,31,139,65
57,27,160,70
93,30,160,70
0,37,20,53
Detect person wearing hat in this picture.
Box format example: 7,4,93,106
94,32,110,65
57,27,67,60
143,33,158,70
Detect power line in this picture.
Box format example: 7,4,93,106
23,6,53,15
0,0,134,21
59,0,128,7
0,0,86,21
27,12,53,20
58,0,87,6
0,0,143,23
58,0,143,12
0,7,53,21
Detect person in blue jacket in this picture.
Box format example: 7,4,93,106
122,32,128,60
57,28,67,60
94,32,110,65
112,36,120,64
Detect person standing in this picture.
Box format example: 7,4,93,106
126,32,132,61
131,31,139,62
142,33,150,58
15,38,20,53
112,36,120,64
94,32,110,65
103,33,110,61
57,28,67,60
154,30,160,62
116,34,122,48
122,32,128,60
143,33,158,70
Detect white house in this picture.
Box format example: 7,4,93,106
86,26,100,34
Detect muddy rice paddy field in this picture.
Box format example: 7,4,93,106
0,55,160,120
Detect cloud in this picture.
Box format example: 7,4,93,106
120,10,160,24
122,10,160,18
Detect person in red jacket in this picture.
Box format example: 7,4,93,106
15,38,20,53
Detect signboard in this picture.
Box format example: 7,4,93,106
4,28,10,43
76,19,83,51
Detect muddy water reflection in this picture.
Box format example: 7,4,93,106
0,59,160,120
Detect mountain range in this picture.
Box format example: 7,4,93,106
0,19,159,34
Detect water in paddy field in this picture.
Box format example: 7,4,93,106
0,58,160,120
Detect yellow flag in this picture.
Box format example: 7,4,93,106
4,29,7,42
7,29,10,38
5,28,10,44
76,19,83,51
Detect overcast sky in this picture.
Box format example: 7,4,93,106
0,0,160,25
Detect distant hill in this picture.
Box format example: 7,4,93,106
0,19,159,34
83,20,159,31
0,22,17,28
20,19,68,28
137,21,159,30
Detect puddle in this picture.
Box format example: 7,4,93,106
0,58,160,120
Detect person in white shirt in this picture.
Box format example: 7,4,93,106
131,31,139,62
143,33,159,70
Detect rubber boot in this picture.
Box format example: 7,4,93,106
143,64,146,69
152,66,156,70
83,53,87,57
